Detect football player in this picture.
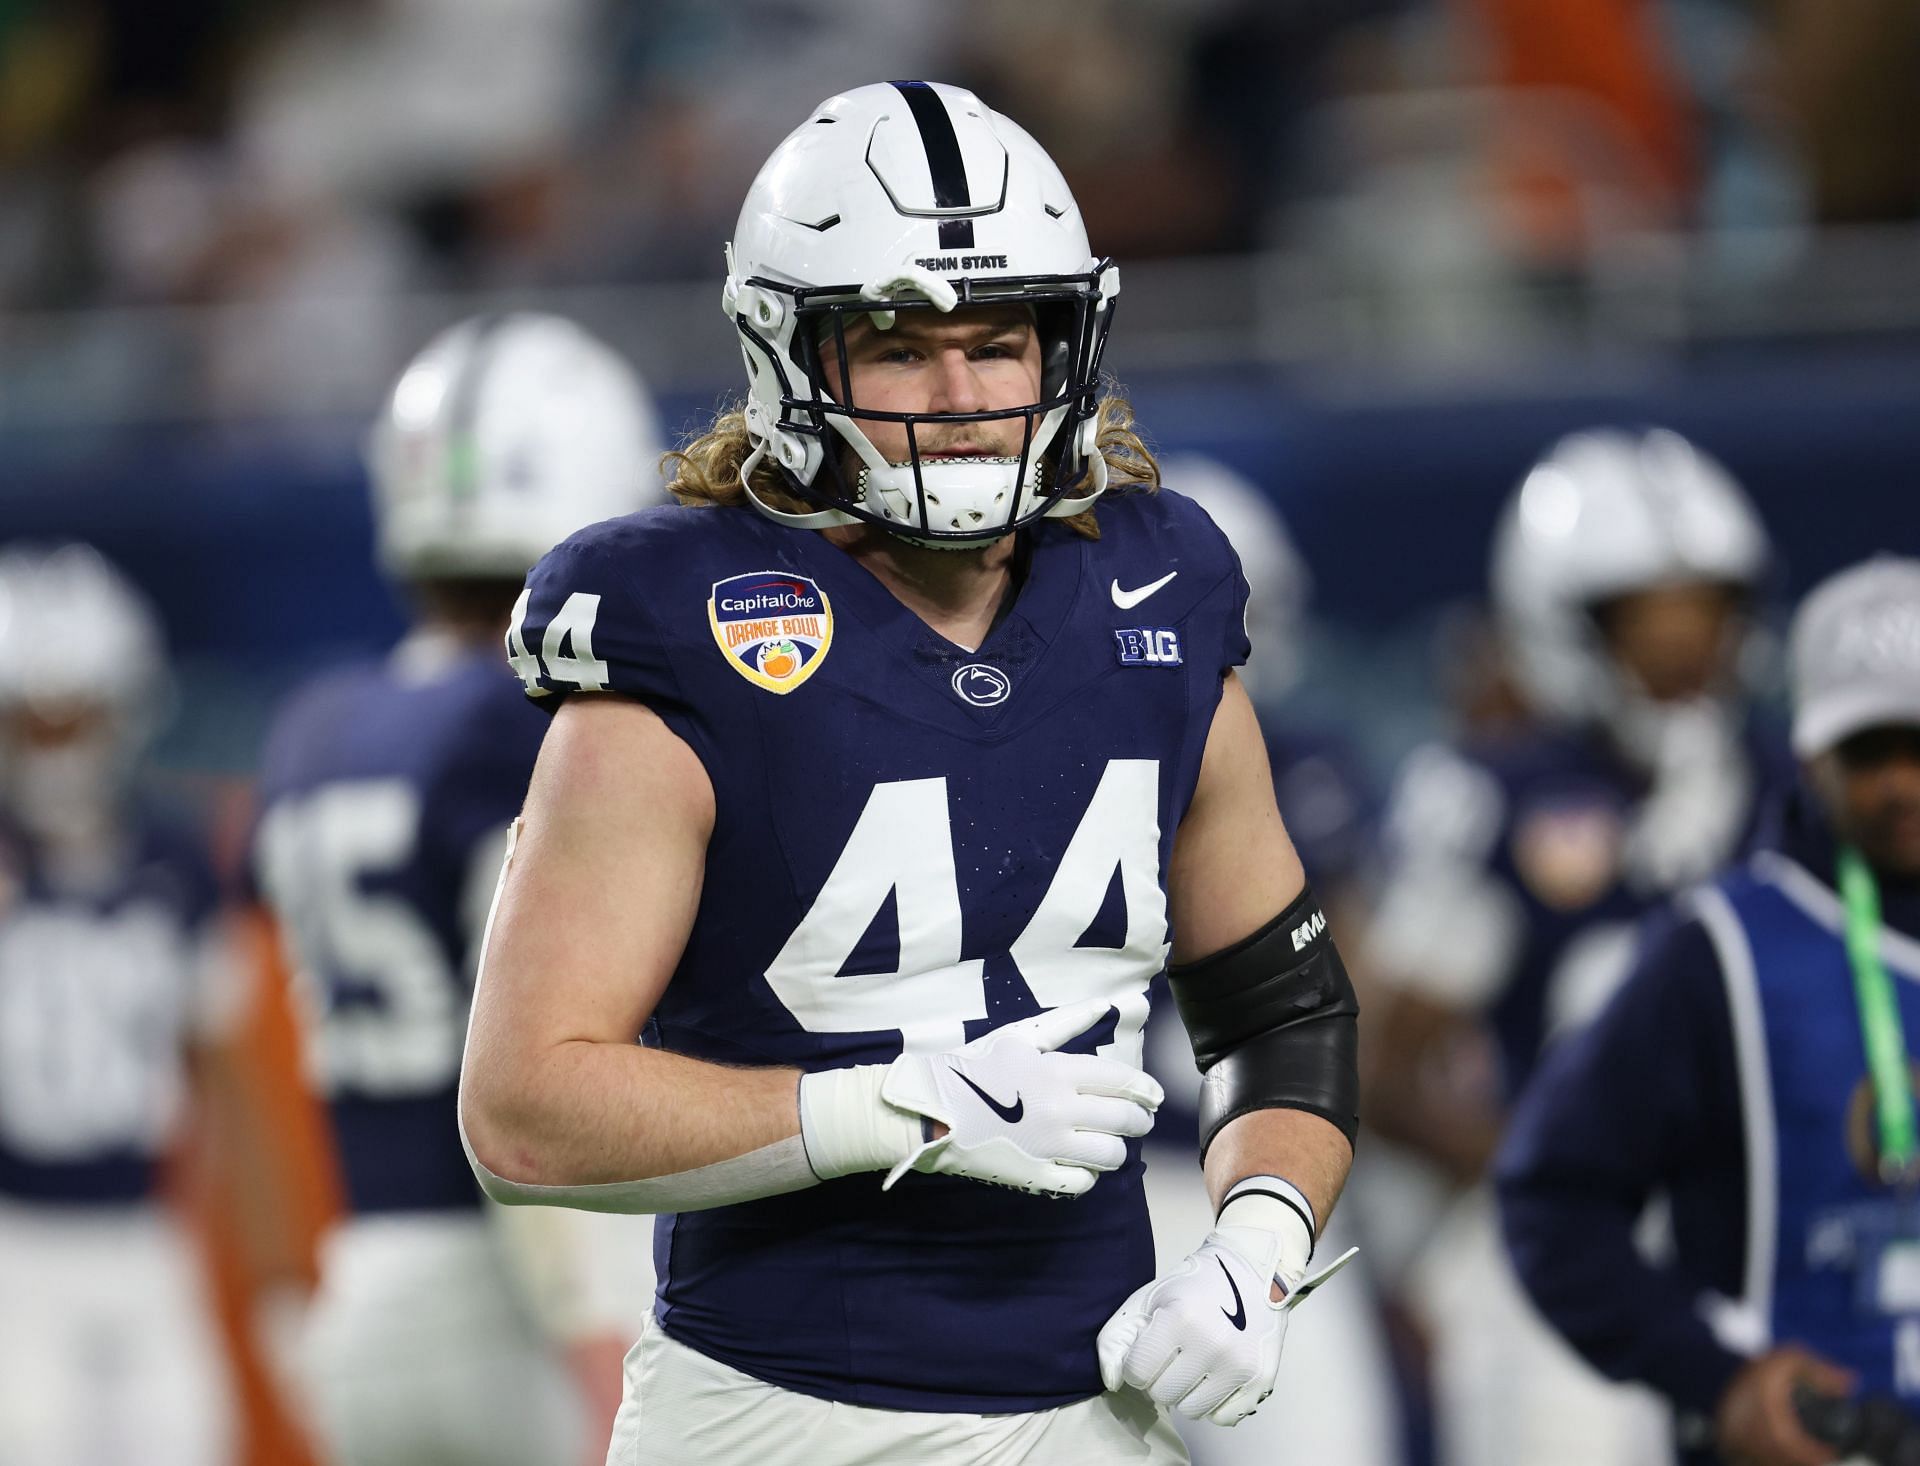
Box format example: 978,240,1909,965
460,82,1360,1465
1363,428,1785,1466
251,312,664,1466
0,543,239,1465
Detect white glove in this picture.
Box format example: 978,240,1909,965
799,998,1162,1199
1097,1177,1317,1424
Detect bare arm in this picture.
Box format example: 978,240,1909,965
1167,673,1353,1228
459,696,802,1188
1095,675,1359,1411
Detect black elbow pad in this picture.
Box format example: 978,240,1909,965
1169,886,1360,1159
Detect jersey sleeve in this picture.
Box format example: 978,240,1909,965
507,520,689,718
1184,496,1254,678
1132,487,1251,678
423,686,550,981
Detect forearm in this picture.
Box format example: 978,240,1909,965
1203,1105,1351,1228
461,1038,804,1191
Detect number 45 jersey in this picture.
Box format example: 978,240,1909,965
254,636,548,1215
512,488,1251,1412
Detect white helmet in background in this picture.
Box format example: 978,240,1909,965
1162,454,1310,703
725,80,1120,546
368,312,665,580
0,543,169,840
1490,428,1770,743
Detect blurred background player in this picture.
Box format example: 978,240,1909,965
1362,427,1784,1466
1141,453,1403,1466
249,311,665,1466
0,543,240,1466
1500,555,1920,1466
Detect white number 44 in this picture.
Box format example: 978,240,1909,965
507,588,608,695
764,759,1168,1062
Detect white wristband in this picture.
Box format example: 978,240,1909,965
1217,1175,1317,1294
798,1064,924,1180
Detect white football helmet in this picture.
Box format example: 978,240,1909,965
1490,428,1770,735
1161,454,1310,703
0,543,169,839
368,312,666,580
725,80,1120,547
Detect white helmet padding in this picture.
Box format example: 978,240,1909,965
725,80,1119,548
369,311,666,581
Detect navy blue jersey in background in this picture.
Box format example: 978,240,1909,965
510,489,1249,1412
253,638,548,1216
0,814,219,1204
1372,722,1788,1101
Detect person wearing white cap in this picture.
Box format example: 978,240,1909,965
1498,555,1920,1466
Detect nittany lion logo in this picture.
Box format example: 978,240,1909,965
708,572,834,694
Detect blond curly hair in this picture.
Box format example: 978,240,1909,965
662,394,1159,540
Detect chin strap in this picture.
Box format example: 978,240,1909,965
738,446,862,531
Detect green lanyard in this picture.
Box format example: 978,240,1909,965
1839,846,1919,1186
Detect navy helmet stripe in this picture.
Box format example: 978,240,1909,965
890,80,971,211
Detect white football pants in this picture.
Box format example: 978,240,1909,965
1411,1186,1675,1466
607,1313,1190,1466
0,1198,236,1466
300,1213,603,1466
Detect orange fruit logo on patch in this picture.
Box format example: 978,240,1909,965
759,639,800,680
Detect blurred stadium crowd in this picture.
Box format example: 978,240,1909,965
6,0,1920,306
4,2,1920,1465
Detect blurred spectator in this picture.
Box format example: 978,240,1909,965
1769,0,1920,225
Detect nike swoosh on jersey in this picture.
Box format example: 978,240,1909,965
1218,1257,1247,1330
1110,571,1177,609
953,1070,1024,1124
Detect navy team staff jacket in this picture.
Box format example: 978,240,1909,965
1497,788,1920,1464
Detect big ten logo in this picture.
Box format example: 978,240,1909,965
1113,628,1183,667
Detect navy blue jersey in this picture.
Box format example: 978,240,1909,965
254,637,548,1215
510,491,1249,1411
0,813,220,1204
1372,721,1786,1098
1500,792,1920,1458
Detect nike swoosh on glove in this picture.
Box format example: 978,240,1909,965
878,998,1164,1197
1097,1178,1315,1424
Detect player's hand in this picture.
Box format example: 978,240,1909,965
1097,1180,1322,1425
1715,1346,1853,1466
880,999,1162,1197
